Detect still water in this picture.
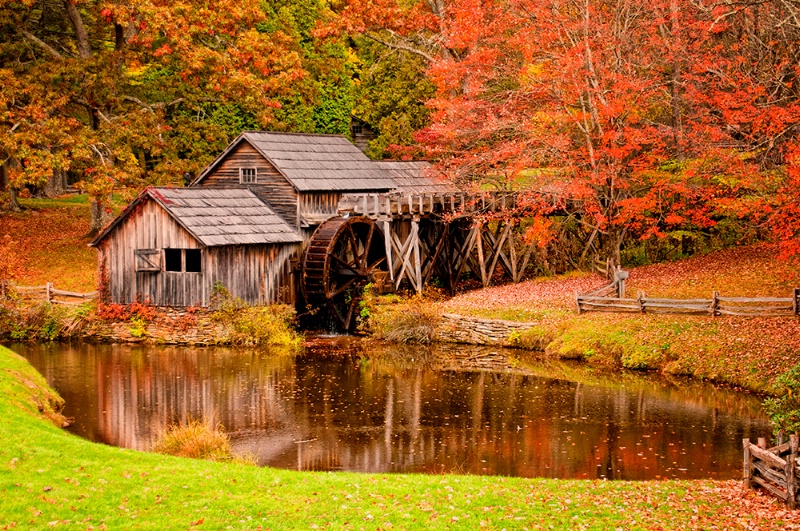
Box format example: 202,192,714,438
9,340,770,480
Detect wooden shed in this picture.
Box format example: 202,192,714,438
191,131,397,234
91,187,302,307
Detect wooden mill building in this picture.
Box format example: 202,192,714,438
190,131,398,234
91,187,301,306
92,131,541,329
92,131,451,310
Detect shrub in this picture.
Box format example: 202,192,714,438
211,285,301,347
371,299,442,343
0,297,86,341
153,420,237,461
763,363,800,435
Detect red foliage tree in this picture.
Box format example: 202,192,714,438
333,0,800,263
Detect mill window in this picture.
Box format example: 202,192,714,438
134,249,162,272
185,249,202,272
164,249,183,272
240,167,257,184
164,249,202,273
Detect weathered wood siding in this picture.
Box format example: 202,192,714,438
207,243,299,305
198,141,299,227
300,192,341,217
99,198,300,307
100,199,205,306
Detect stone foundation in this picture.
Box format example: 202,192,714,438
433,313,536,346
82,308,227,345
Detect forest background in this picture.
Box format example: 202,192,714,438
3,0,800,270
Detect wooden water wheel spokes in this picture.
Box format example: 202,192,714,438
302,216,387,332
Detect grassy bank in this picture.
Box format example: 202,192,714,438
0,345,798,529
0,195,108,292
372,245,800,394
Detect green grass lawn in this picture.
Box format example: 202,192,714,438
0,345,797,529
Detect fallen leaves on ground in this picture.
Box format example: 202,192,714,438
0,197,96,292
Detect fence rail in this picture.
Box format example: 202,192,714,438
744,434,799,509
3,281,97,306
576,277,800,318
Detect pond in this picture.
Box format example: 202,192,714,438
8,339,770,480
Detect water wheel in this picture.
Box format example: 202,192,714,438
301,216,387,332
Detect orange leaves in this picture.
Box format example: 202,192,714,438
153,44,173,57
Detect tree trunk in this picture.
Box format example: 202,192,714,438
7,186,22,212
2,158,23,211
0,159,6,191
63,0,92,59
87,197,113,237
43,167,66,197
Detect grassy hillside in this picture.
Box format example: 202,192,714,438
0,195,100,292
0,345,798,529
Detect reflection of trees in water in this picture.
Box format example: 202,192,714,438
13,342,771,480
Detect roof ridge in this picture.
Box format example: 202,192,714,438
242,130,350,139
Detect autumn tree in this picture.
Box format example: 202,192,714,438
325,0,490,156
352,36,435,158
0,0,306,233
401,0,795,266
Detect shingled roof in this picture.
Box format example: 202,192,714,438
194,131,398,191
91,187,302,247
378,161,458,194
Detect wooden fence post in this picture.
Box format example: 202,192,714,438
743,438,752,490
637,291,645,313
45,282,52,303
794,288,799,316
711,291,719,316
788,435,798,510
575,291,582,314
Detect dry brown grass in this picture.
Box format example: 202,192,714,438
153,420,237,462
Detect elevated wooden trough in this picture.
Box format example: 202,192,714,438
338,190,539,294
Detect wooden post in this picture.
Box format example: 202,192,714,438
788,435,798,510
46,282,52,303
758,437,767,449
412,219,422,295
383,221,394,282
779,430,786,446
575,291,582,314
638,291,645,313
743,438,752,490
794,288,799,316
711,291,719,317
475,222,488,287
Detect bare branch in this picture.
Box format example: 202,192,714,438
21,30,63,59
363,32,436,63
124,96,186,112
123,96,154,113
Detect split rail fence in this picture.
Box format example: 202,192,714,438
576,269,800,318
744,434,799,509
2,282,97,306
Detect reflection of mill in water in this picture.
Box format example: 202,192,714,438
12,342,769,479
78,343,770,479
